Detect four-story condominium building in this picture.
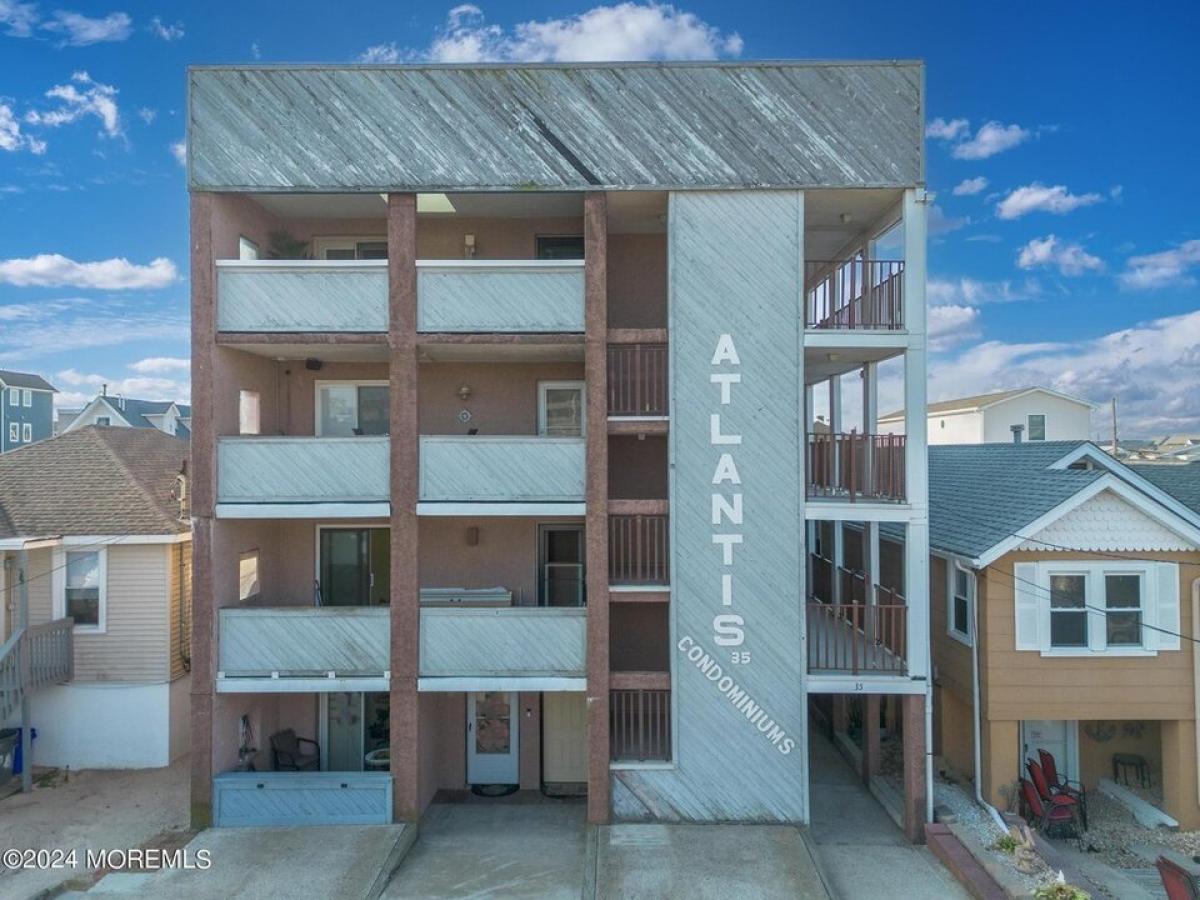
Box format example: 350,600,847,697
188,60,931,840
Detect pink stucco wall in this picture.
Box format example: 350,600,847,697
608,233,667,329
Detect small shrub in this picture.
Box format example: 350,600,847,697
994,834,1019,854
1033,882,1091,900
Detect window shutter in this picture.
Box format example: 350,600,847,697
1013,562,1040,650
1153,562,1181,651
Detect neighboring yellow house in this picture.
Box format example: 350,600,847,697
0,426,192,769
918,442,1200,828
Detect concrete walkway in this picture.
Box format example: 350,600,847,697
807,730,970,900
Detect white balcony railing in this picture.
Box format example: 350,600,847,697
419,607,587,679
217,437,389,506
216,260,388,333
416,259,585,333
419,435,586,503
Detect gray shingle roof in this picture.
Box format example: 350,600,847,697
0,369,57,392
98,397,190,439
0,427,190,538
923,442,1104,559
1130,462,1200,516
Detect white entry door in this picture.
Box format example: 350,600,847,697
1022,720,1079,781
467,692,520,784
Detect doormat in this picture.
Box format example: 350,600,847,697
471,784,519,798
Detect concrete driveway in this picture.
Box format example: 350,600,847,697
383,802,587,899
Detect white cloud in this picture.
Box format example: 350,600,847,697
250,41,261,60
0,0,37,36
170,138,186,166
1119,239,1200,291
928,304,980,351
149,16,183,40
926,117,968,141
0,101,46,154
927,276,1040,307
41,10,132,46
55,369,190,404
996,183,1103,220
0,309,187,364
1016,235,1104,276
0,253,177,289
26,71,122,140
129,356,189,374
359,43,401,63
137,106,156,124
951,121,1029,160
927,309,1200,435
391,3,743,63
952,176,988,196
928,204,969,236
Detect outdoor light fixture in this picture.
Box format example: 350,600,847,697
840,212,853,224
457,383,473,401
464,233,476,258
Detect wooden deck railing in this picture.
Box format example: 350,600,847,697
610,688,671,761
607,343,668,416
608,514,669,585
807,597,906,675
807,432,906,502
805,259,904,330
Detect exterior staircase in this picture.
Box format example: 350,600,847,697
0,619,73,768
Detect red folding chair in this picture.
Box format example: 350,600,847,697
1039,748,1088,828
1020,777,1080,838
1027,758,1087,831
1158,856,1200,900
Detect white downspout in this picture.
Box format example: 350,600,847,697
966,561,1009,832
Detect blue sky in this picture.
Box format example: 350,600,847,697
1,1,1198,434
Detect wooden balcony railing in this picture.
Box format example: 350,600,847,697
607,343,668,416
807,592,907,675
807,432,906,502
610,688,671,761
806,259,904,330
608,514,669,585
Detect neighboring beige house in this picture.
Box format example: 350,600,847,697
880,387,1095,445
0,427,192,768
914,441,1200,828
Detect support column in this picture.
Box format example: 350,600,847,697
188,192,217,829
388,193,421,822
903,692,927,843
830,376,843,606
583,192,611,824
1160,721,1200,829
862,694,881,784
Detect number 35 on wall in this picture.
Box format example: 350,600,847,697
730,651,751,665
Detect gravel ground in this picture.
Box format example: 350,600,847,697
1081,791,1200,869
935,778,1055,893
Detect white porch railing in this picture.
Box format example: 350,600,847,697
216,260,388,333
416,260,585,333
0,618,74,723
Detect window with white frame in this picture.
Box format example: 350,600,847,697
8,422,18,443
22,389,32,407
949,565,973,643
7,389,16,406
95,416,111,427
239,390,261,435
21,423,31,442
1027,414,1047,441
238,551,260,602
538,381,585,437
1015,560,1175,656
64,549,105,629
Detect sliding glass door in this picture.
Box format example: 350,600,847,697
319,528,390,607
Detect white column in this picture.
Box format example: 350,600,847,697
804,385,816,599
903,187,929,680
829,375,844,604
862,363,881,601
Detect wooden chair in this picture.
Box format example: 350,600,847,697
1020,777,1080,838
270,729,320,771
1027,759,1086,831
1158,856,1200,900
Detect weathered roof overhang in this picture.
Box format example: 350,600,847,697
188,61,923,192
